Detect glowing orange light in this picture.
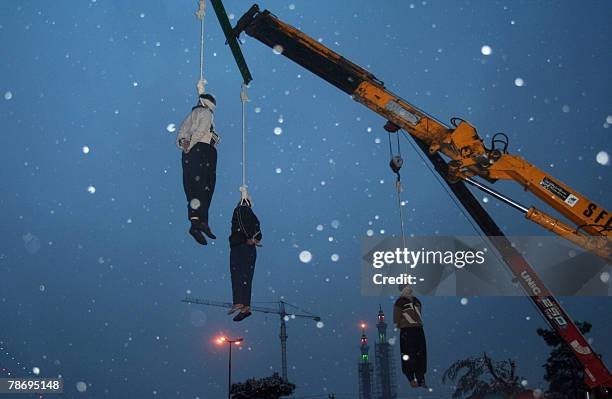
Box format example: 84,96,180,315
215,336,227,344
360,323,367,329
234,341,241,346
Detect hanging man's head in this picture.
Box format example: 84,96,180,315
198,93,216,110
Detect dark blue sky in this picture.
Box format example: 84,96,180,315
1,1,610,398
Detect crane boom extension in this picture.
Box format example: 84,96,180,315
232,6,612,392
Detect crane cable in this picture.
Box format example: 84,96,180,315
387,131,407,254
239,83,251,205
195,0,207,90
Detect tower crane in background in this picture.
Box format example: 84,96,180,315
182,297,321,382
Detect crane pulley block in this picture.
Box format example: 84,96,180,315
389,156,403,175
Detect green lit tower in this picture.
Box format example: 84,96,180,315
374,305,397,399
358,323,374,399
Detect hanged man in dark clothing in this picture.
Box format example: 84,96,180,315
394,285,427,388
227,198,262,322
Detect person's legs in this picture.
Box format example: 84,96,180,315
195,143,217,225
400,328,417,383
187,144,206,220
232,244,255,322
186,143,216,239
182,150,198,220
183,149,207,245
415,327,427,385
242,246,256,307
234,244,255,306
230,246,242,305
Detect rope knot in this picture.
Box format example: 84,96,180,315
195,0,206,19
239,185,252,207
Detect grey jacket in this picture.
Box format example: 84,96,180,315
176,101,220,152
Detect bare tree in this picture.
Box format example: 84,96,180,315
443,353,525,398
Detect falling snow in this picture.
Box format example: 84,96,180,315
299,250,312,263
76,381,87,393
190,198,201,210
596,151,609,166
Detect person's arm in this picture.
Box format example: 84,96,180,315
251,210,262,242
239,207,262,244
176,111,194,150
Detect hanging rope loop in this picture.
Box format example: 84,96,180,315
239,185,252,207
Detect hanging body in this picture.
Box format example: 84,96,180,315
177,96,220,244
229,203,262,318
394,294,427,386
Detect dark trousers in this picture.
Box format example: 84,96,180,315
181,142,217,222
400,327,427,383
230,243,257,306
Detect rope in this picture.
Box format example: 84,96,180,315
196,0,206,81
387,132,407,249
240,83,250,205
195,0,207,94
387,131,407,275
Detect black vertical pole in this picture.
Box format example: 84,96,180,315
228,343,232,399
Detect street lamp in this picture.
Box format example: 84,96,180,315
215,335,244,399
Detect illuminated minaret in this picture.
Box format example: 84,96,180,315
358,323,374,399
374,305,397,399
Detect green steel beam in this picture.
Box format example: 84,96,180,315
209,0,253,84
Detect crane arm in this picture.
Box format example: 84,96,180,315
230,5,612,391
234,7,610,260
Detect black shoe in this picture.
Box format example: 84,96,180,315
189,227,208,245
201,224,216,240
191,220,216,239
233,311,252,322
